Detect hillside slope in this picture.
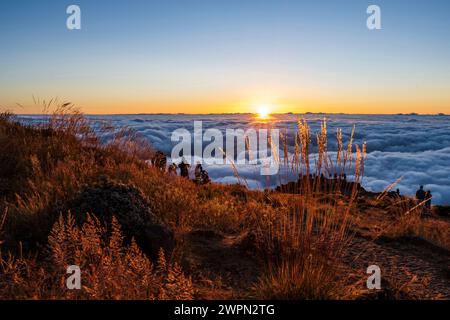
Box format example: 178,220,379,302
0,112,448,300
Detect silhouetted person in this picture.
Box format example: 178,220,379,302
416,186,426,202
201,168,210,184
396,189,401,196
178,159,190,179
194,163,203,184
425,190,432,210
168,163,177,175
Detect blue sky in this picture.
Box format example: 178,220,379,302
1,0,449,114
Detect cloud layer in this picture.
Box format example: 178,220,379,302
25,113,449,204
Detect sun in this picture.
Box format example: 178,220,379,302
257,104,270,119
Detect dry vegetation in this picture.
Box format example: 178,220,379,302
0,105,448,300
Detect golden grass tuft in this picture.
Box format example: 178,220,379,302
0,213,193,300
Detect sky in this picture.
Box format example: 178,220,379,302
1,0,450,114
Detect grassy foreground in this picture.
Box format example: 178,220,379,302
0,109,449,300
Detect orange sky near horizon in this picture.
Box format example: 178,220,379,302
4,93,449,115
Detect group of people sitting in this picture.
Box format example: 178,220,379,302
416,185,433,212
168,161,210,185
151,151,210,185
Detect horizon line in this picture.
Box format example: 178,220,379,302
15,111,450,116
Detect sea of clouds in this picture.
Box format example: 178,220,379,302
81,113,450,205
21,113,450,204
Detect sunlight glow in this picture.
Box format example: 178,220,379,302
257,105,270,119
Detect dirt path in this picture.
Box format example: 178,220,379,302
180,230,263,299
343,234,450,299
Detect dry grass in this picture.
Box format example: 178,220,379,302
382,203,450,250
0,106,365,300
248,119,364,299
1,105,447,300
0,106,160,248
0,213,193,300
362,182,450,250
255,255,341,300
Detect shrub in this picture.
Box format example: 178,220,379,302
0,214,193,300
